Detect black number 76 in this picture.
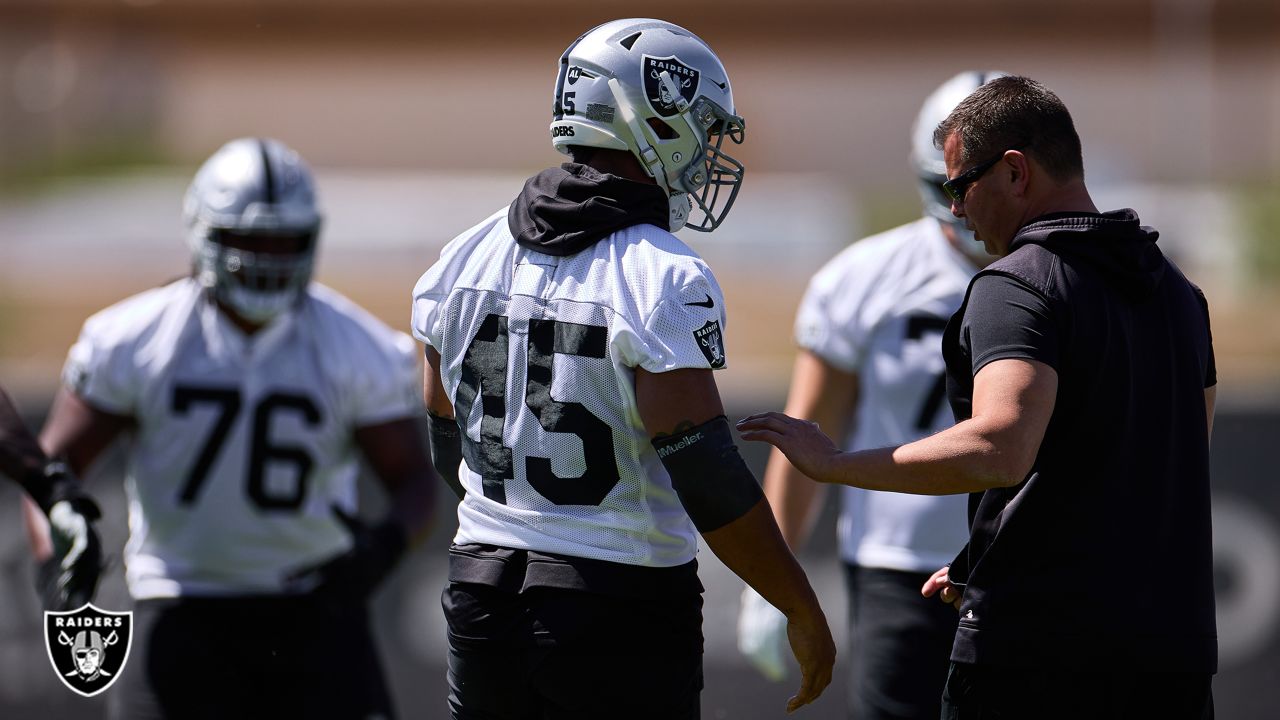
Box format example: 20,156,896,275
172,386,320,511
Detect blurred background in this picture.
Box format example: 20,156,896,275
1,0,1278,717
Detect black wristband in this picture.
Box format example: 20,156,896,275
427,413,465,500
652,415,764,532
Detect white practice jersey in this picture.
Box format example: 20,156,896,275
62,279,421,599
796,218,974,572
412,208,728,568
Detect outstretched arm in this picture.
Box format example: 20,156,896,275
738,358,1057,495
636,367,835,713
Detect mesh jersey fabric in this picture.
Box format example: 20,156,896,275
63,278,422,598
412,207,728,568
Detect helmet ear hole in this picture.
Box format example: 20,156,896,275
645,117,679,140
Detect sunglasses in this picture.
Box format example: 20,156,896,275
941,144,1027,203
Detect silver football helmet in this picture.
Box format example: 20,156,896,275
183,138,322,324
911,71,1008,241
550,18,745,232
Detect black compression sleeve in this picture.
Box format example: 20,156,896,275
427,413,465,500
652,416,764,532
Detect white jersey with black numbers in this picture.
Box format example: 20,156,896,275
795,218,975,572
412,208,728,568
62,278,421,599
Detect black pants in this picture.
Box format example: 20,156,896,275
844,564,959,720
940,661,1214,720
443,581,704,719
110,595,395,720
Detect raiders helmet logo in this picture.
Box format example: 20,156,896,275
694,320,726,369
643,55,700,118
567,66,582,85
44,603,133,697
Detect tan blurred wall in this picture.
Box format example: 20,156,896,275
2,0,1279,402
1,0,1277,188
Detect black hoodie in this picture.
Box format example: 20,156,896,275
507,163,670,257
941,209,1218,672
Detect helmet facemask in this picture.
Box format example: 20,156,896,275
195,227,317,324
184,138,322,326
671,93,745,232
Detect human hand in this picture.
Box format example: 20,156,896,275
39,495,104,610
283,506,407,602
921,565,963,611
737,586,789,681
736,412,843,484
783,606,836,713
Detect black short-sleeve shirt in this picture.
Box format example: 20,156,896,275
941,216,1217,674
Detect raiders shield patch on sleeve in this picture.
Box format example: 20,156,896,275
694,321,726,369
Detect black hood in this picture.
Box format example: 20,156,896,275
1009,209,1165,300
507,163,670,257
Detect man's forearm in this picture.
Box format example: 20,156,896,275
740,358,1056,495
831,419,1024,494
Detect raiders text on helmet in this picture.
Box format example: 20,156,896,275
910,71,1008,237
183,137,323,324
550,19,746,232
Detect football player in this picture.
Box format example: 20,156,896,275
736,72,1004,720
23,138,435,719
1,384,103,610
412,18,835,719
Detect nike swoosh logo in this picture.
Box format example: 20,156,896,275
685,294,715,308
709,78,728,91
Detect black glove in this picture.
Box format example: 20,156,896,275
284,506,407,602
36,474,104,611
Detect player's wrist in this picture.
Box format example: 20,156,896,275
784,600,829,633
773,581,825,624
25,461,97,517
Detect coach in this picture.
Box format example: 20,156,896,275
739,75,1217,719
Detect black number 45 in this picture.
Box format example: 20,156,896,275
455,314,620,507
172,386,320,511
